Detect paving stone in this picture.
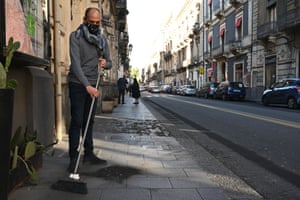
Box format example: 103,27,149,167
197,188,229,200
100,189,150,200
170,177,214,188
162,160,200,168
151,189,202,200
127,177,172,189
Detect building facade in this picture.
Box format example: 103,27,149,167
145,0,300,101
0,0,130,142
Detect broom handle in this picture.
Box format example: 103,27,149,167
73,66,103,174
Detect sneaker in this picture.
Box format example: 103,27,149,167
83,153,107,165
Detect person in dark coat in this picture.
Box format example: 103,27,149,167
131,78,140,104
117,75,128,104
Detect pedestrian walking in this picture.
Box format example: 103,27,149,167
117,75,128,104
131,78,140,104
67,7,112,173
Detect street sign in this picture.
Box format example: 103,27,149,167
199,66,204,75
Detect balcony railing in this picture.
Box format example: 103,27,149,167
277,7,300,31
257,21,278,39
203,52,211,62
212,46,224,57
116,0,126,9
229,40,242,54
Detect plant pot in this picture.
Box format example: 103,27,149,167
113,98,118,107
0,89,14,200
102,100,114,113
8,150,43,194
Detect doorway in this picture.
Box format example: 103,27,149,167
265,56,276,88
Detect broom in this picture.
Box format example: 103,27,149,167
51,62,104,194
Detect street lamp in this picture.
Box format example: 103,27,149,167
128,43,133,55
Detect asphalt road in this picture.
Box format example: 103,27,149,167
142,92,300,200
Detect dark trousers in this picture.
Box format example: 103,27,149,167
118,89,125,103
68,82,97,161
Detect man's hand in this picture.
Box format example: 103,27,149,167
98,58,106,68
86,85,99,98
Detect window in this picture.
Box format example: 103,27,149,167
220,27,225,49
268,4,277,31
235,63,243,82
235,17,242,40
182,47,186,61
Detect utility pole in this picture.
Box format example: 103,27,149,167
53,0,63,141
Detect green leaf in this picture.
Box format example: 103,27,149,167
0,62,6,88
6,79,18,89
11,146,19,170
24,141,37,160
11,126,22,152
26,14,35,36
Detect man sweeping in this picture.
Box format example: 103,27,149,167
67,7,112,173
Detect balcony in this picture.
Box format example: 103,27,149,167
116,0,126,9
204,19,211,27
203,52,211,62
229,0,241,7
257,21,278,40
193,22,201,34
229,40,242,55
215,10,224,19
277,5,300,31
212,46,224,57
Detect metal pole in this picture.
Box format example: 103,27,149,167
53,0,63,141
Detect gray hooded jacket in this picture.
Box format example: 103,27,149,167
68,25,112,87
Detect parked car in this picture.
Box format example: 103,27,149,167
160,84,171,93
214,81,246,100
262,78,300,109
170,85,179,95
151,86,161,93
175,85,183,95
198,82,219,98
181,85,197,96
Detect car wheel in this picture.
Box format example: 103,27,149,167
287,97,297,109
262,96,269,106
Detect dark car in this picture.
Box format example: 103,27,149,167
262,78,300,109
214,81,246,100
198,82,219,98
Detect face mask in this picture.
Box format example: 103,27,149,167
86,23,99,35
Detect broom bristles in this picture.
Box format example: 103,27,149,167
51,179,88,194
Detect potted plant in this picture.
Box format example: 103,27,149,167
0,37,20,89
101,95,114,113
0,37,20,200
8,126,56,193
113,94,119,107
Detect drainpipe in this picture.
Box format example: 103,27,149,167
53,0,63,141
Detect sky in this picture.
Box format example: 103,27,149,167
127,0,180,69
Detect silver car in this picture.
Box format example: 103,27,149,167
181,85,197,96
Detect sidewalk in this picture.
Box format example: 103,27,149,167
8,95,229,200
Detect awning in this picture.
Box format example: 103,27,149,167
208,34,212,43
207,69,213,77
219,28,225,36
235,17,242,28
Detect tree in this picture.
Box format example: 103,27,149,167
130,67,140,81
